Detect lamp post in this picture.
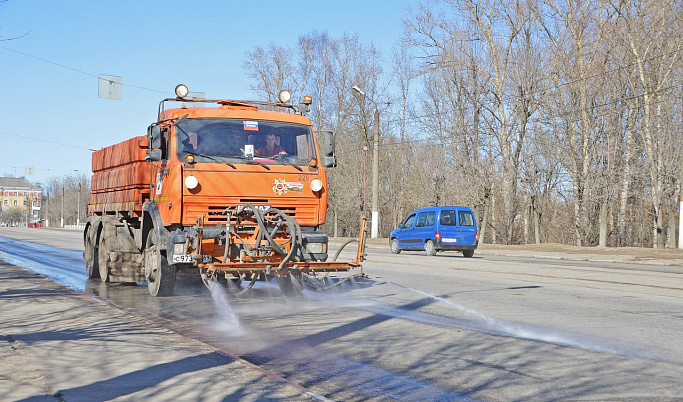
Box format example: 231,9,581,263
352,85,380,239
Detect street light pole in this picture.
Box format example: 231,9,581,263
352,85,380,239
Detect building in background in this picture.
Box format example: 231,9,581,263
0,177,43,227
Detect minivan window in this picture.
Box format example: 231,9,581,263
458,211,475,226
402,214,416,229
416,211,436,227
440,210,457,226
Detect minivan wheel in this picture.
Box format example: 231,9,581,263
425,240,437,256
462,249,474,258
390,238,401,254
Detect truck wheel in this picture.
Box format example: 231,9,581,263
424,240,437,256
97,235,111,282
462,249,474,258
84,231,100,279
277,274,302,296
390,238,401,254
144,230,176,297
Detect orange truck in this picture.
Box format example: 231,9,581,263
84,85,366,296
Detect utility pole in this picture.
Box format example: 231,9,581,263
371,109,379,239
77,181,81,226
61,185,64,228
352,85,381,239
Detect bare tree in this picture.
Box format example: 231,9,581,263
610,0,683,247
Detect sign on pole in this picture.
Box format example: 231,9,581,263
98,75,123,100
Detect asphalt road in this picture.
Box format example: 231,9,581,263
1,227,682,401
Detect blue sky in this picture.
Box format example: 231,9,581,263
0,1,416,187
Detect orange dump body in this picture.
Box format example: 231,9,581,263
88,136,150,217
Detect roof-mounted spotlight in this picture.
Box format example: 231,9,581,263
278,90,292,104
175,84,189,99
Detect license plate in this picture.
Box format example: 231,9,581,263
172,255,193,263
442,238,458,243
172,254,212,263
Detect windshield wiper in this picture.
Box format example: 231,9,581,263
226,155,271,170
272,154,303,171
172,114,190,127
185,151,236,169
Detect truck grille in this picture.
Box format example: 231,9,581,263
184,198,317,227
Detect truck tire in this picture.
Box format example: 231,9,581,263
84,229,100,279
144,229,176,297
390,238,401,254
97,235,111,282
424,240,437,256
462,249,474,258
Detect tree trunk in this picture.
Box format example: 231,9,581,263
618,124,634,246
523,193,530,244
491,193,497,244
533,204,541,244
333,208,338,238
479,188,491,245
599,198,608,247
666,197,676,248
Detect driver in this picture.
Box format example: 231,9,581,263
255,133,285,156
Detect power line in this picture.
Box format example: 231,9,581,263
0,130,96,151
0,164,89,174
0,44,169,94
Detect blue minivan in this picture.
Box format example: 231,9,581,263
390,206,478,257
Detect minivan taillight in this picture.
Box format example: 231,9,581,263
435,231,441,240
475,232,479,241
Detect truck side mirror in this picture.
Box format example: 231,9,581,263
146,125,163,161
319,130,337,168
148,125,162,149
146,149,162,162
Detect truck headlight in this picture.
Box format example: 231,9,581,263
185,175,199,190
175,84,189,98
310,179,323,192
305,242,327,254
278,90,292,103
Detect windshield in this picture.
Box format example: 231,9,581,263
175,118,316,165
